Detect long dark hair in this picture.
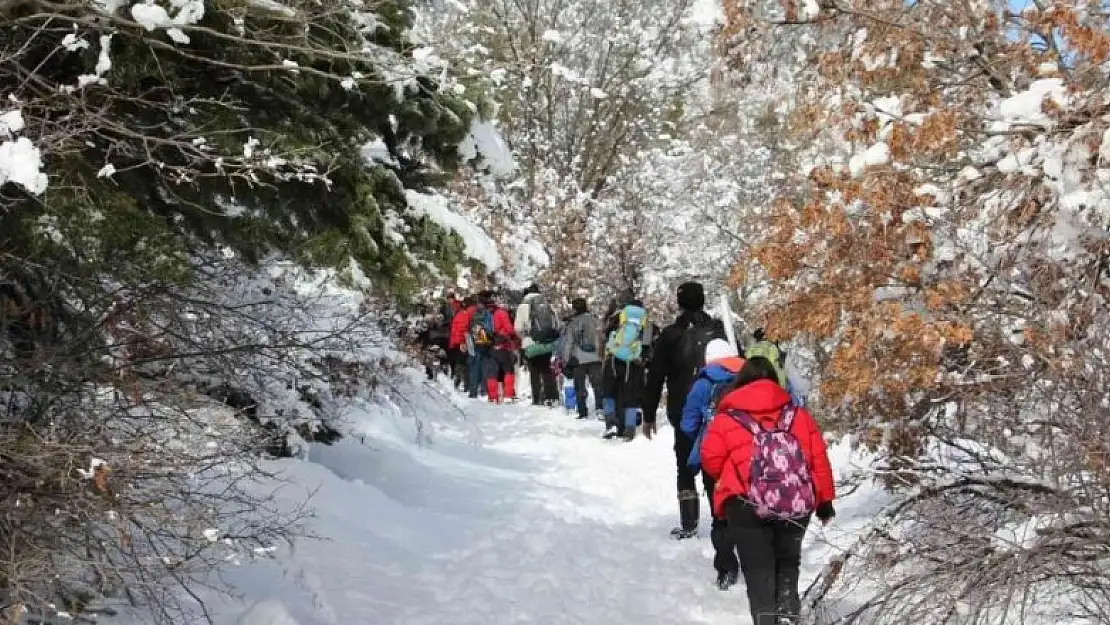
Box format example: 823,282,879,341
728,356,780,393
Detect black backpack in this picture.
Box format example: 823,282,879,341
679,320,723,378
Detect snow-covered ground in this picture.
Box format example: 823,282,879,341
174,371,883,625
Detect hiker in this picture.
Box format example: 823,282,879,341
601,291,651,441
745,327,808,406
700,356,836,625
448,295,476,391
483,292,518,403
515,285,561,406
643,281,728,539
680,339,745,590
466,298,494,399
561,297,603,420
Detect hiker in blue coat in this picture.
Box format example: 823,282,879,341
680,338,745,590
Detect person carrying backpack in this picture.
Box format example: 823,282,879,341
700,356,836,625
466,298,495,399
449,295,476,391
679,339,745,588
643,281,727,538
483,292,518,403
561,297,603,420
515,286,561,406
601,292,651,441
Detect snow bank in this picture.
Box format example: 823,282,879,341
405,189,502,270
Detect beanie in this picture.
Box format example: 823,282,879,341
572,298,588,314
676,282,705,312
705,339,738,363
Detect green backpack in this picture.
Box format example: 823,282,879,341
745,340,786,386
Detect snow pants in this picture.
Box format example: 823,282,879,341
674,427,699,493
526,353,558,405
601,358,644,434
571,361,603,418
704,475,738,576
484,348,516,402
725,498,810,625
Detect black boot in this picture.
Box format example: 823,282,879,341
669,490,699,539
716,570,738,591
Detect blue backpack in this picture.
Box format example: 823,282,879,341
470,309,494,348
688,376,732,469
606,305,647,362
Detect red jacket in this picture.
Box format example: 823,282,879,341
449,306,474,349
490,306,517,350
700,379,835,517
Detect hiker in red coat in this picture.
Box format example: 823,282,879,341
482,292,518,402
700,356,836,625
449,296,476,392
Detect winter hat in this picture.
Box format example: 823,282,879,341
676,282,705,311
704,339,738,363
572,298,588,314
524,283,540,296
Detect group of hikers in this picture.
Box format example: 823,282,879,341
414,281,837,625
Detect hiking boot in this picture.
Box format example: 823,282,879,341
716,570,739,591
622,429,635,442
669,527,697,540
602,426,619,439
670,490,699,539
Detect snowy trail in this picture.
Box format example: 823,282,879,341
207,375,881,625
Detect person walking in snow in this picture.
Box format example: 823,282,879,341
466,298,494,399
515,285,561,406
700,357,836,625
679,338,745,589
643,281,728,538
483,291,518,403
449,295,476,391
600,291,651,441
561,297,604,420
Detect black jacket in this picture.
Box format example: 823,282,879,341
643,310,726,425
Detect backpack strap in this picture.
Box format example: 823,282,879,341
726,409,763,436
774,405,798,432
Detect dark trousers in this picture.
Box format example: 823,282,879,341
673,425,699,492
726,498,810,625
602,358,644,432
449,348,467,388
572,361,603,417
527,353,558,404
704,475,738,576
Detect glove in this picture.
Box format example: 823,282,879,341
816,501,836,525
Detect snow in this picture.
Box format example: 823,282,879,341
457,120,516,178
848,142,891,177
144,372,881,625
991,78,1068,130
0,136,48,194
0,109,24,135
405,189,502,270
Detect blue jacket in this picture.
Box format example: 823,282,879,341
680,363,738,470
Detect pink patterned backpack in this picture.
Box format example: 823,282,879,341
728,406,816,519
